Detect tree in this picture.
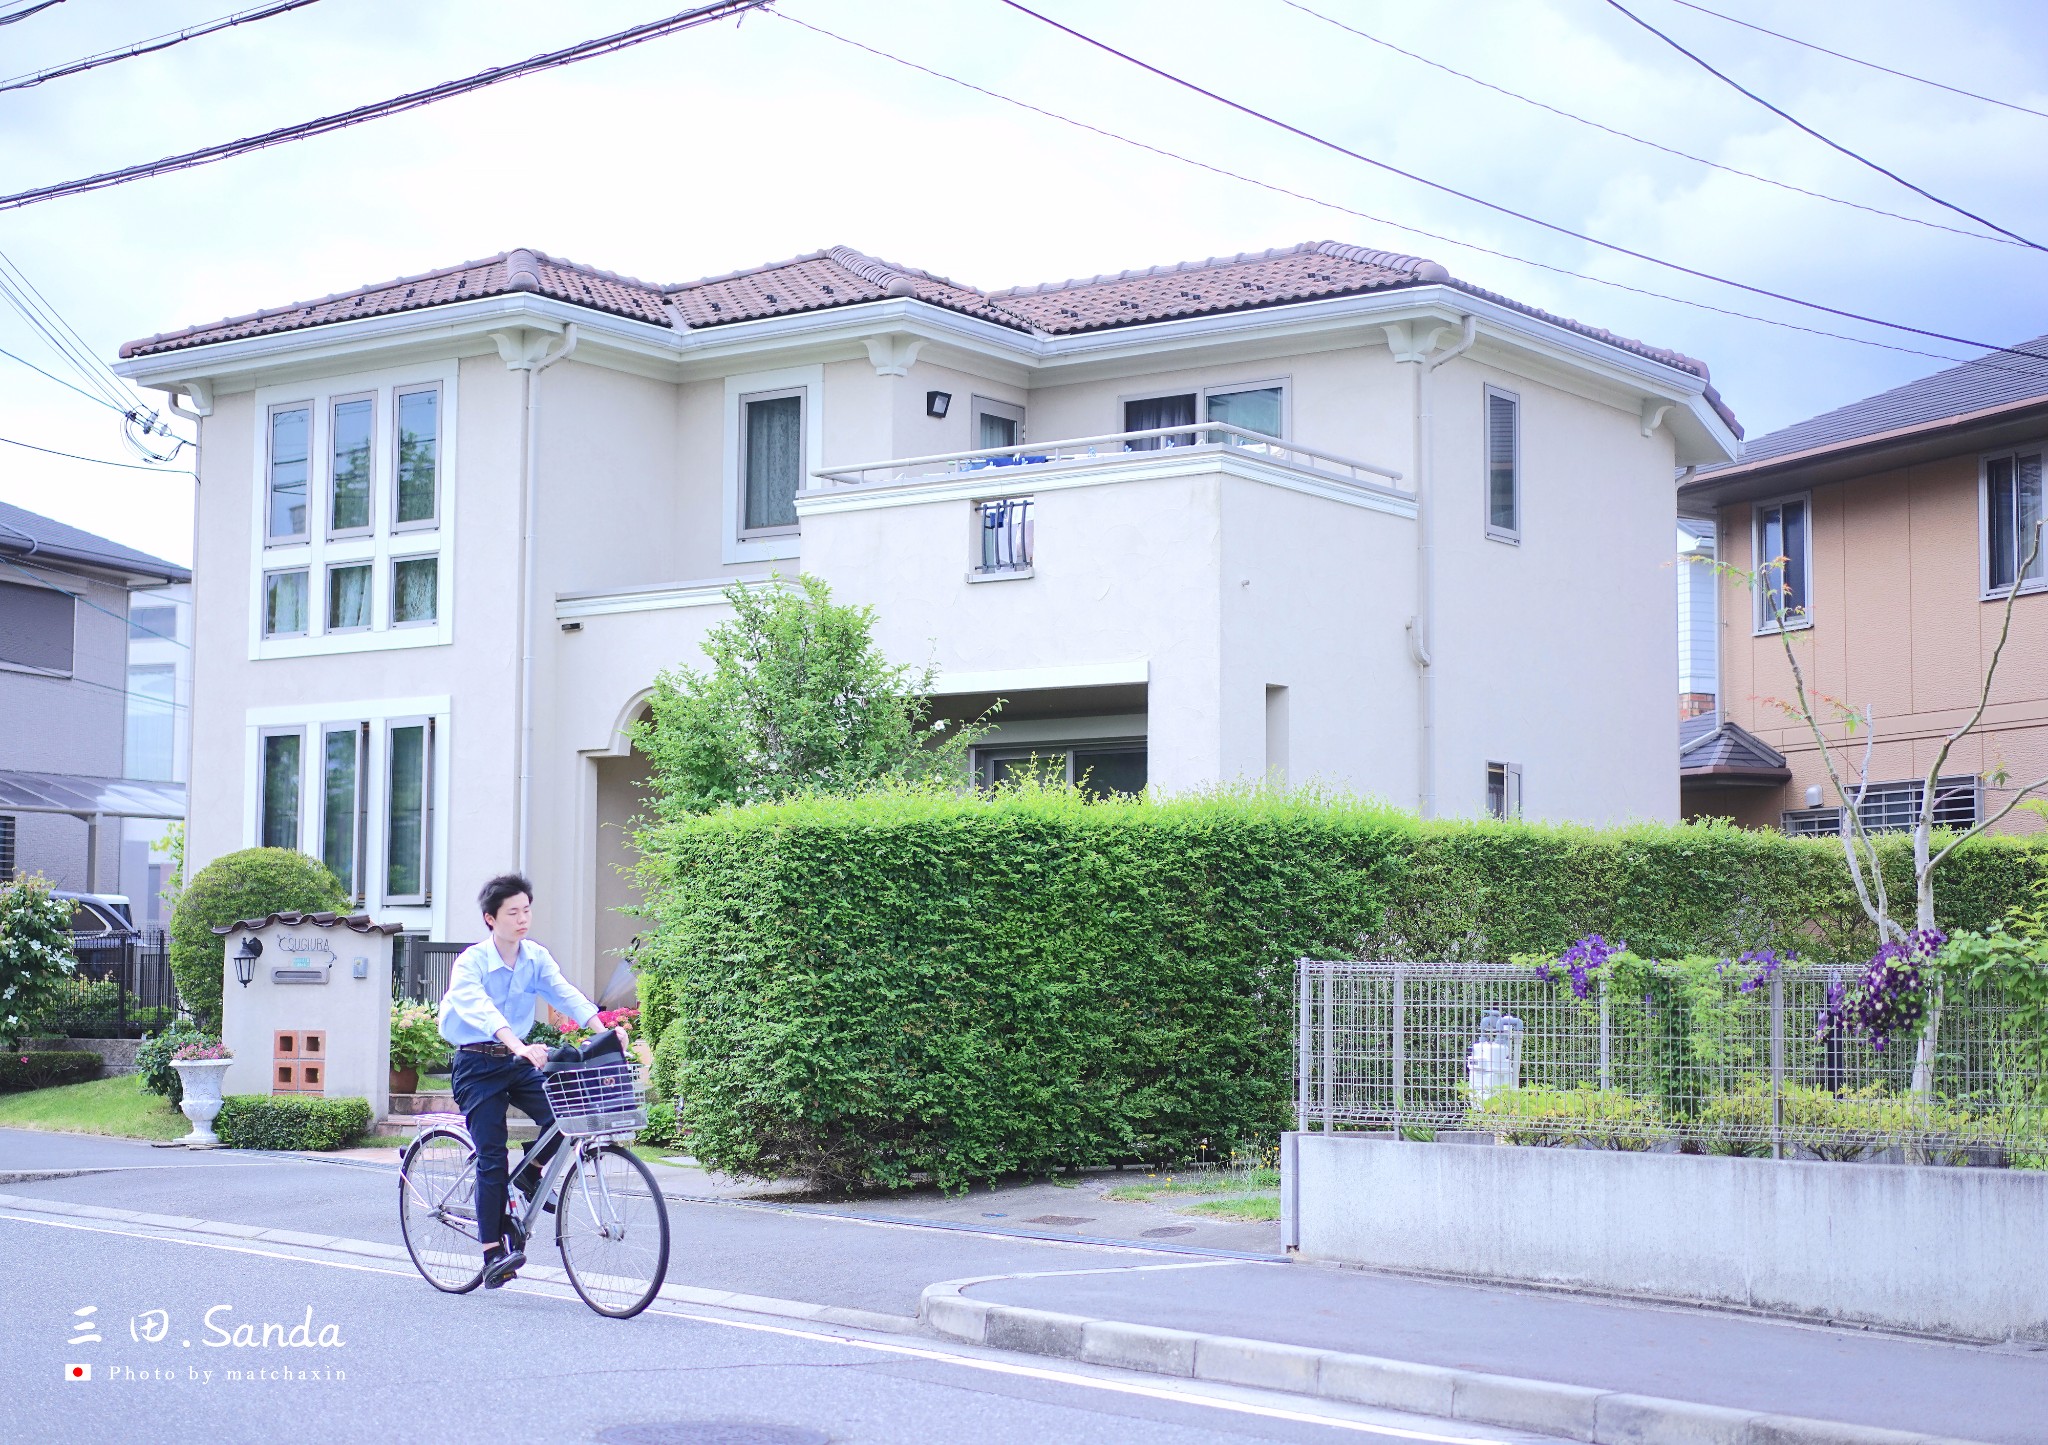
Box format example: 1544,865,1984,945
169,848,348,1028
634,575,985,818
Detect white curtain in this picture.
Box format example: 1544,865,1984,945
328,565,371,630
745,395,803,529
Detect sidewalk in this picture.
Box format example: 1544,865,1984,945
924,1256,2047,1445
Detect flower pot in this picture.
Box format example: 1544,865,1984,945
389,1066,419,1095
169,1059,234,1147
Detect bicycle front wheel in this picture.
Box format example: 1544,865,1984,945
399,1127,485,1294
555,1142,670,1318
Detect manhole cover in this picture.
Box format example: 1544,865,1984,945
1024,1214,1094,1226
597,1425,831,1445
1141,1226,1196,1238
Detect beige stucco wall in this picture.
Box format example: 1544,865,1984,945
1704,453,2048,834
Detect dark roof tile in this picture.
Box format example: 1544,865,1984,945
0,499,189,582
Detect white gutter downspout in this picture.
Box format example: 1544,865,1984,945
495,317,578,874
1388,314,1476,820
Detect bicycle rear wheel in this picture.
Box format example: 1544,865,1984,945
399,1127,485,1293
555,1142,670,1318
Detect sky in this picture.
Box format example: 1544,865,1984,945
0,0,2043,569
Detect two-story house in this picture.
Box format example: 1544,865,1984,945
0,500,190,894
1678,337,2048,835
115,240,1738,992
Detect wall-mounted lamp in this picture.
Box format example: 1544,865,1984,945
233,935,263,988
925,390,952,418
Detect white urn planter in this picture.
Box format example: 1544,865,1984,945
170,1058,234,1147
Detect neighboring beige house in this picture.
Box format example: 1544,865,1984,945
1679,337,2048,836
115,240,1737,994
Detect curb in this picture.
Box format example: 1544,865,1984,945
918,1278,1994,1445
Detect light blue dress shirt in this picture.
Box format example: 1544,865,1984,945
437,938,600,1046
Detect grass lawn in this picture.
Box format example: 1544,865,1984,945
1105,1167,1280,1203
0,1072,189,1142
1179,1194,1281,1222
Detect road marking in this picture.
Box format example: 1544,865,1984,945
0,1209,1513,1443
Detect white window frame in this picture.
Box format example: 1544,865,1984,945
388,553,440,629
323,561,373,635
390,384,442,534
1483,384,1521,545
1486,761,1523,819
1118,378,1292,448
257,725,306,851
383,715,435,906
722,365,821,564
1978,444,2048,601
971,395,1025,451
265,401,314,546
737,386,807,540
326,391,377,540
1751,492,1814,634
318,721,369,904
262,567,311,639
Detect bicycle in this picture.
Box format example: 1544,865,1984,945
397,1055,671,1318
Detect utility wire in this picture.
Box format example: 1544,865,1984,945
991,0,2048,369
0,434,197,473
0,556,189,651
1280,0,2018,249
780,10,2048,387
0,342,127,410
0,0,769,213
0,0,64,26
0,251,134,410
1659,0,2048,124
1600,0,2044,251
0,0,325,96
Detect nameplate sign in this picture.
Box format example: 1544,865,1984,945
271,966,330,985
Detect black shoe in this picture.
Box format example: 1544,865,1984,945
482,1246,526,1289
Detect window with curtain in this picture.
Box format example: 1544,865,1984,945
1985,451,2046,593
330,397,373,534
395,388,439,527
264,570,309,637
260,731,302,850
1205,386,1282,442
124,663,176,781
386,720,431,901
1486,388,1519,538
1755,498,1809,629
321,723,365,900
742,392,803,533
1124,394,1196,450
392,556,438,625
327,564,371,632
268,405,310,540
979,412,1018,450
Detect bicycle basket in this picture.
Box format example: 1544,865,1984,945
542,1061,647,1138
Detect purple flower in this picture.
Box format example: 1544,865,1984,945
1731,948,1792,995
1814,929,1944,1051
1538,934,1624,999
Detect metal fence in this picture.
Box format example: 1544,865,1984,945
46,927,182,1037
393,935,467,1004
1295,960,2046,1163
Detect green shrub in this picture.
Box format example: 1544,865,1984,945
1468,1085,1664,1149
0,1050,102,1092
215,1094,372,1151
136,1027,212,1107
635,1018,689,1150
21,974,119,1035
169,848,347,1027
0,874,79,1046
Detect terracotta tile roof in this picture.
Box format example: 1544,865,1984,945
118,240,1728,424
211,910,405,936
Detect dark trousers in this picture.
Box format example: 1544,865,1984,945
451,1050,561,1247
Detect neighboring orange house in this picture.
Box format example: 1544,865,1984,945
1678,341,2048,837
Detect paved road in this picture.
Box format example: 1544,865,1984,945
0,1192,1538,1445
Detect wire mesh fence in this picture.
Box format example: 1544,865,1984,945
1296,960,2046,1164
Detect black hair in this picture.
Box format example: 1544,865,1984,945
479,873,535,920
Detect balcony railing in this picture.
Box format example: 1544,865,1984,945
810,423,1406,496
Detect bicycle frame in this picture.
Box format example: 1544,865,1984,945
403,1116,630,1244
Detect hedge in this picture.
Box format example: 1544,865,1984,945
169,848,348,1027
214,1094,372,1151
0,1050,103,1093
634,788,2048,1192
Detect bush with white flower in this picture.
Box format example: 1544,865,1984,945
0,874,77,1047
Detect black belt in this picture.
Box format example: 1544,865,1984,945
459,1041,512,1056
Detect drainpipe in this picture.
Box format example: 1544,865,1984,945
501,321,578,875
1398,314,1476,820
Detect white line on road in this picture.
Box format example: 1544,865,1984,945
0,1209,1515,1444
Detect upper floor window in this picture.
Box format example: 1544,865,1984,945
974,396,1024,451
394,387,440,529
1486,761,1523,819
128,604,177,642
0,577,74,674
1753,496,1810,632
1206,384,1283,442
1125,382,1287,452
330,395,374,536
741,390,804,535
267,405,311,542
1485,386,1520,542
1984,449,2045,596
1124,393,1196,450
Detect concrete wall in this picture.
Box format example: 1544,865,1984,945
1289,1133,2048,1342
217,919,393,1122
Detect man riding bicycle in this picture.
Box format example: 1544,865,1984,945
439,873,627,1289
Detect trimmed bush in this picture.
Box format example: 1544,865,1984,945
215,1094,372,1151
636,788,2048,1190
635,1018,689,1150
0,1049,102,1093
170,848,347,1027
136,1027,212,1107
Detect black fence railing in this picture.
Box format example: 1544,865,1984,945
47,927,182,1038
394,934,468,1004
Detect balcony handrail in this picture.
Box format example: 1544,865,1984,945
809,423,1406,493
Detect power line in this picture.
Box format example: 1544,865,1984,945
991,0,2048,369
0,0,769,213
1659,0,2048,124
1279,0,2019,249
779,10,2048,387
0,559,190,656
0,0,326,97
0,0,65,27
0,434,195,472
0,342,127,410
1600,0,2044,252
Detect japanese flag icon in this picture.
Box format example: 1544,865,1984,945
66,1363,90,1381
